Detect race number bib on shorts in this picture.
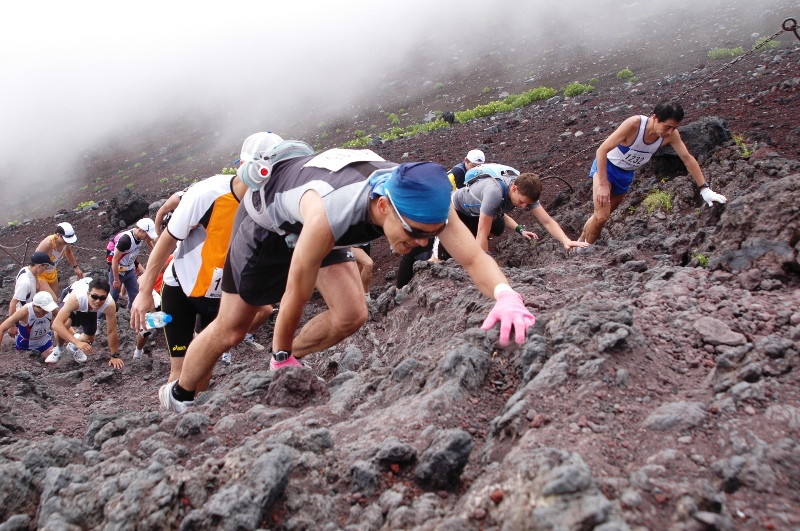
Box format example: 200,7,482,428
204,268,224,298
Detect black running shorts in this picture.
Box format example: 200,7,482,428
221,204,354,307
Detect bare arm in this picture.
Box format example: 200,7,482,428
663,131,706,186
154,194,182,236
130,231,178,331
0,306,28,339
531,207,588,249
437,206,508,299
272,191,335,352
503,213,539,242
64,245,83,279
111,249,123,289
475,213,494,252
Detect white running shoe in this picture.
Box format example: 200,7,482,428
45,347,63,364
242,334,265,351
221,352,231,364
68,343,88,363
133,348,143,360
158,380,194,413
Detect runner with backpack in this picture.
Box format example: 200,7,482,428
106,218,157,308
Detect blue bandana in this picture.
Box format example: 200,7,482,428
380,162,451,224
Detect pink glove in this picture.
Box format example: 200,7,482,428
481,290,536,346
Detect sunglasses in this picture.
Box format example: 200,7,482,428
385,190,448,239
89,293,108,301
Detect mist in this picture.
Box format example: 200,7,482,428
0,0,792,218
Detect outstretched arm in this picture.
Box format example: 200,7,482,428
504,213,539,242
130,232,178,331
0,306,27,341
667,132,726,206
531,207,589,249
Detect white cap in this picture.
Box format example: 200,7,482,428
57,222,77,243
33,291,58,312
239,132,285,163
136,218,158,240
466,149,485,164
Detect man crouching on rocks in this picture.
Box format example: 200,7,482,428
156,143,536,412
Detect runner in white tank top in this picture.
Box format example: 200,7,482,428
579,100,727,245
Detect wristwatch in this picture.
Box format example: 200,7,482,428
699,182,710,189
273,350,291,362
111,353,120,359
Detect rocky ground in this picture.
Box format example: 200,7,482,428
0,4,799,531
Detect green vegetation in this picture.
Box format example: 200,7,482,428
436,94,443,99
335,128,341,134
76,201,94,210
589,77,599,84
616,68,635,80
482,87,491,94
692,250,709,268
122,175,130,180
433,82,444,91
93,185,103,192
398,108,405,114
386,113,400,125
564,82,594,97
755,36,779,50
734,134,755,157
7,220,20,228
140,152,147,157
454,86,556,122
78,185,88,191
117,170,123,174
355,129,366,138
321,132,329,139
160,177,169,183
340,86,556,148
643,189,673,213
707,47,744,60
126,183,135,189
506,63,516,71
221,167,236,175
186,156,194,162
133,162,142,169
317,121,326,128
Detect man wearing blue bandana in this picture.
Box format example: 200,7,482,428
159,145,536,413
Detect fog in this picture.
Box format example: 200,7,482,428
0,0,792,218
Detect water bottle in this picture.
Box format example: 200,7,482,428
144,311,172,329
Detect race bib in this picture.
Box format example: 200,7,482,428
620,150,648,168
204,268,224,298
303,149,385,172
32,327,47,339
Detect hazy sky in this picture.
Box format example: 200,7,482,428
0,0,791,216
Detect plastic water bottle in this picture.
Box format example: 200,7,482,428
144,311,172,329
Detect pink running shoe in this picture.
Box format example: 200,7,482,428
269,353,302,371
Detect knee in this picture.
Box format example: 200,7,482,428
593,210,610,225
332,306,367,336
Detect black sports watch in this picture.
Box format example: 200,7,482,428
699,182,710,189
273,350,291,362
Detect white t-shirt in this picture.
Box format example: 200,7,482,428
13,267,37,310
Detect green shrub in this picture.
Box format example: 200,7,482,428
321,132,329,139
386,113,400,125
133,162,142,169
755,36,779,50
433,82,444,91
692,251,709,268
436,94,443,99
78,185,88,191
398,108,405,114
140,152,147,157
590,77,599,84
482,87,491,94
317,121,326,128
370,125,377,130
564,82,594,97
454,86,556,122
708,47,744,60
733,134,755,157
506,63,516,71
221,167,236,175
126,183,135,189
643,189,673,213
122,175,130,180
617,68,635,80
93,185,103,192
76,201,94,210
335,128,341,134
160,177,169,183
355,129,366,137
7,220,20,228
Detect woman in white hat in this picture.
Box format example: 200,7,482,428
35,222,83,295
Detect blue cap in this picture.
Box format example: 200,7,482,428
384,162,451,224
